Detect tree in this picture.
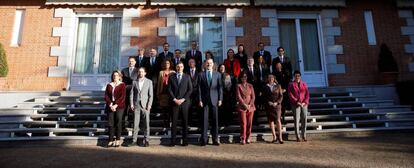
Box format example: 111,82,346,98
0,43,8,77
378,43,398,72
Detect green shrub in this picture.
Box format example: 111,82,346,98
0,43,8,77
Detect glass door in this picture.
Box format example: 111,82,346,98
279,17,327,87
71,15,122,90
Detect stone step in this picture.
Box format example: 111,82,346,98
1,126,414,146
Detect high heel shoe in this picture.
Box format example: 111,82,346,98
277,137,284,144
114,140,120,147
107,141,114,147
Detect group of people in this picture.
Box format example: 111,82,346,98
104,41,310,147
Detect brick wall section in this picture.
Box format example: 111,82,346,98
236,7,270,56
330,0,413,86
0,0,66,91
131,7,166,53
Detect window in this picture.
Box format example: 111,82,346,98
73,13,122,74
364,11,377,45
10,9,25,47
177,12,224,63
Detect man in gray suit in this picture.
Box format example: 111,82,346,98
129,67,153,147
198,58,223,146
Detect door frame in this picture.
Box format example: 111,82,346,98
68,11,123,90
278,12,328,87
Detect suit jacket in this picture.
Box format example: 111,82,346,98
168,73,193,106
121,67,138,85
130,78,154,110
104,83,126,110
253,50,272,67
263,83,283,106
235,53,248,69
272,56,293,80
147,56,161,80
236,83,256,112
255,63,270,83
185,50,203,71
274,70,290,90
244,66,260,85
198,71,223,106
158,51,174,61
186,68,200,101
135,56,150,69
172,57,184,69
223,59,241,78
288,81,310,106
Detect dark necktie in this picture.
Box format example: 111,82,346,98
207,71,212,85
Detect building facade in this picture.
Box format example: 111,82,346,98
0,0,413,91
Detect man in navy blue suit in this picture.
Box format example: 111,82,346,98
185,41,203,72
198,58,223,146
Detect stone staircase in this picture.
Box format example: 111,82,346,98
0,87,413,145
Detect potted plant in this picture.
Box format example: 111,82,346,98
378,43,399,84
0,43,8,77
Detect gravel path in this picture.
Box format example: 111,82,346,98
1,134,413,168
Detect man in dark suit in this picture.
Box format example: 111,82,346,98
185,41,203,72
245,57,259,85
158,42,173,61
186,58,200,128
168,62,193,146
135,48,149,69
172,49,183,70
146,48,160,83
198,58,223,146
121,56,138,128
272,46,293,80
253,42,272,67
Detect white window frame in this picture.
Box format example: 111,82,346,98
364,10,377,45
70,11,123,75
175,11,226,61
10,9,25,47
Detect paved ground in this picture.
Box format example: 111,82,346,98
0,133,413,168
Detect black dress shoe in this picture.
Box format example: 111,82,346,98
143,140,149,147
169,142,176,147
200,141,206,146
212,141,220,146
182,141,188,146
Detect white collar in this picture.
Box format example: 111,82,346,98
110,82,122,87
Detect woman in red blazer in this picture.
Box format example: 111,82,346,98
104,70,126,147
223,48,241,79
288,71,310,142
236,71,256,145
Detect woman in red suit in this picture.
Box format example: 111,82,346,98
223,48,241,79
104,70,126,147
236,71,256,145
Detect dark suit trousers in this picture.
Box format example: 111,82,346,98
171,102,189,143
107,108,124,141
124,85,133,127
201,102,219,143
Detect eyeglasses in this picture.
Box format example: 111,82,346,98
278,50,284,52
